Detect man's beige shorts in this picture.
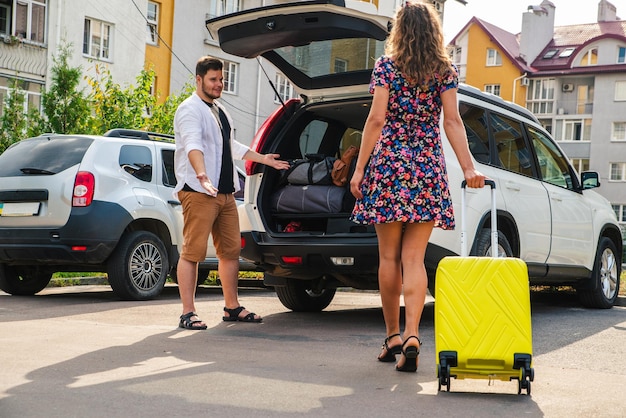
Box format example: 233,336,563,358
178,191,240,263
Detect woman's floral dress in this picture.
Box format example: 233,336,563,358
350,56,457,230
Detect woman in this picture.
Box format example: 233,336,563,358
349,1,485,372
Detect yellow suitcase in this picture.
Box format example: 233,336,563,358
435,181,534,395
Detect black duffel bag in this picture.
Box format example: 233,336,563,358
282,154,336,185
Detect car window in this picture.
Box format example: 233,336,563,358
161,149,176,188
527,125,574,189
0,136,93,176
299,119,329,156
460,103,490,164
119,145,152,182
491,113,533,177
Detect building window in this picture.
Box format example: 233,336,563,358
612,204,626,223
275,73,296,103
559,47,576,58
146,1,159,45
83,18,112,60
222,61,237,94
208,0,241,18
618,47,626,64
554,119,591,142
579,48,598,66
612,122,626,141
1,0,46,43
615,80,626,101
0,76,43,118
334,58,348,73
0,4,9,36
526,78,555,115
484,84,500,96
570,158,589,174
609,162,626,181
486,49,502,66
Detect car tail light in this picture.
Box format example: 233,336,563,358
73,171,95,207
281,256,302,265
241,236,246,249
245,98,300,176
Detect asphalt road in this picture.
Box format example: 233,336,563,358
1,284,625,417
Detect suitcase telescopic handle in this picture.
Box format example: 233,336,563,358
460,180,497,258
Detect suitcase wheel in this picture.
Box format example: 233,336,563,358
437,364,451,392
517,367,533,396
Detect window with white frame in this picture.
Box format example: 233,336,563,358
616,81,626,101
612,122,626,141
2,0,46,43
554,118,591,142
486,49,502,66
83,18,112,60
484,84,501,96
612,204,626,223
570,158,589,174
146,1,159,45
609,162,626,181
579,48,598,66
207,0,241,18
275,73,296,103
0,76,43,118
0,3,9,36
222,61,237,94
526,78,555,115
618,47,626,64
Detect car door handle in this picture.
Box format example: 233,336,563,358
504,181,521,191
168,200,181,206
550,193,563,202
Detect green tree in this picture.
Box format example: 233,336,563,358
41,42,91,134
0,78,28,153
86,65,157,134
145,82,194,135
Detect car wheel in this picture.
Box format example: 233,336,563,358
0,264,52,295
274,280,336,312
473,228,514,257
577,237,620,309
107,231,169,300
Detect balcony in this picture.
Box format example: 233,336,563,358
0,36,47,80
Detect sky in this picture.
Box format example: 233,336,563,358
441,0,626,42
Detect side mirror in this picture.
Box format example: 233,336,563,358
581,171,600,190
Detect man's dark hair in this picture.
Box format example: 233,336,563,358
196,56,223,77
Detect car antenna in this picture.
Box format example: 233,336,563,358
256,57,285,107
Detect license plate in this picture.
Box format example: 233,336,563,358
0,202,41,216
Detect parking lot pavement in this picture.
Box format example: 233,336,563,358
1,285,626,417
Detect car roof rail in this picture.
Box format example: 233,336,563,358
103,128,175,143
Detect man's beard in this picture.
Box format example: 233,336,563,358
201,81,221,100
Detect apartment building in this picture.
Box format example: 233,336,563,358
448,0,626,232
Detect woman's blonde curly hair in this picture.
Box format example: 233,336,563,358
384,1,452,84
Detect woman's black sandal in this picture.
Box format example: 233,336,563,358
396,336,422,372
179,312,207,330
222,306,263,323
378,333,402,362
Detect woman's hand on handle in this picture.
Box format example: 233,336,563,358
463,168,487,189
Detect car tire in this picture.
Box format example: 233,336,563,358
274,279,336,312
577,237,620,309
473,228,514,258
107,231,169,300
0,264,52,295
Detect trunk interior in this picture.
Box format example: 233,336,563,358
259,97,377,236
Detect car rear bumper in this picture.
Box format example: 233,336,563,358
0,201,133,265
240,230,456,286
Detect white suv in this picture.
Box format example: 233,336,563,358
0,129,251,300
207,1,622,310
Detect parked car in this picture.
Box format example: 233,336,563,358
0,129,255,300
207,0,622,311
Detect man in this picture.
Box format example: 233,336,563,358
173,56,289,329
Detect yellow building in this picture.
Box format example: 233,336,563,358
448,17,530,106
145,0,174,104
